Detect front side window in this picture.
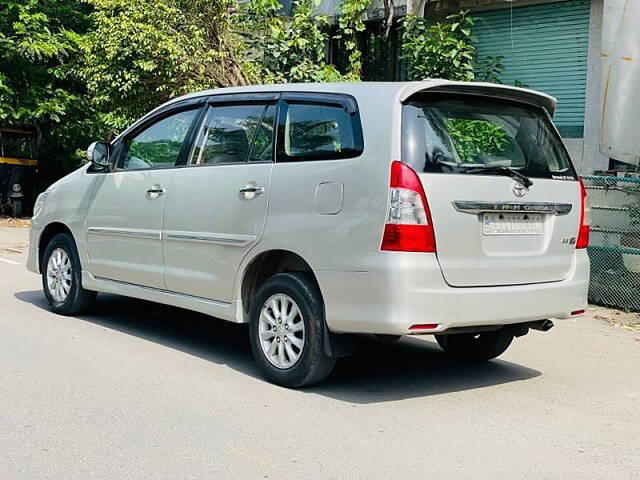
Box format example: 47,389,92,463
189,104,272,165
278,101,363,162
402,94,576,180
119,109,198,170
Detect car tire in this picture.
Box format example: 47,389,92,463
11,199,22,218
435,327,514,361
249,272,337,388
42,233,96,315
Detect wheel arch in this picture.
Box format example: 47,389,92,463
38,222,74,271
239,249,322,319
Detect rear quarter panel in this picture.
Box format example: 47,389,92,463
250,86,400,273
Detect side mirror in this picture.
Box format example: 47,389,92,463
87,141,111,168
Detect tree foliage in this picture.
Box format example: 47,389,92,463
336,0,369,80
81,0,248,133
236,0,342,84
0,0,97,171
401,11,476,81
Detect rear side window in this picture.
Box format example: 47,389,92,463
277,99,363,162
189,104,272,165
402,94,576,180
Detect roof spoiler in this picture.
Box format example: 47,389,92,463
399,81,557,117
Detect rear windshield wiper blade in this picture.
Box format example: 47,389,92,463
467,166,534,188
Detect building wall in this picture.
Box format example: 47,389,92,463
580,0,608,174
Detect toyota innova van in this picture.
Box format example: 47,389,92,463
27,81,590,387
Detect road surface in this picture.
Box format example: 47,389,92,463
1,227,638,479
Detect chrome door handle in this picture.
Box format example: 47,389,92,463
239,185,265,195
146,185,165,195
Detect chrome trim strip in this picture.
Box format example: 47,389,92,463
452,201,572,215
164,231,256,247
87,227,162,240
93,275,232,307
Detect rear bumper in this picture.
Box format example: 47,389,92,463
317,250,589,335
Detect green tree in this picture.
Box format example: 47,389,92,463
235,0,342,84
81,0,248,134
401,11,476,81
0,0,97,172
336,0,369,80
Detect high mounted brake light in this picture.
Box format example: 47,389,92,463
381,161,436,253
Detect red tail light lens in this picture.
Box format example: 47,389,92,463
576,177,590,249
381,161,436,252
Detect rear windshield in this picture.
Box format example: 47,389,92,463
402,94,577,180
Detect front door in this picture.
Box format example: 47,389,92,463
86,107,201,289
162,99,276,302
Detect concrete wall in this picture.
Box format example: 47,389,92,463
580,0,609,174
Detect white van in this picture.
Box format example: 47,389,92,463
27,81,589,387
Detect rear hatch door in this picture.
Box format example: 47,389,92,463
402,92,580,287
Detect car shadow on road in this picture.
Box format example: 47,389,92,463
15,290,541,404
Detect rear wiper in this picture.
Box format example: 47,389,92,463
467,166,534,188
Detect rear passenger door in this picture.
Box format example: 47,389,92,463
162,94,277,302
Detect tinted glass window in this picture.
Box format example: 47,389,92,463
190,104,266,165
1,132,34,159
249,104,276,162
279,102,363,161
120,109,197,170
402,95,576,180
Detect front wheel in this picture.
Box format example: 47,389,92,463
249,273,336,388
42,233,96,315
435,328,514,361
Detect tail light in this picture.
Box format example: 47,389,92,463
576,177,590,249
381,161,436,252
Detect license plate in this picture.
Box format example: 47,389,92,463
482,213,543,235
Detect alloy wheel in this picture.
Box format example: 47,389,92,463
46,247,72,303
258,293,305,369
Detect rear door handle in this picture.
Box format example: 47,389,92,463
239,184,265,195
146,185,165,196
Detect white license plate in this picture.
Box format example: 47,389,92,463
482,213,543,235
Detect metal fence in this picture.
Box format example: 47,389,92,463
584,175,640,311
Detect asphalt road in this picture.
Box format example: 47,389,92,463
1,226,639,479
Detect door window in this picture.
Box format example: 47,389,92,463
189,104,273,165
119,109,198,170
249,104,276,162
277,101,363,162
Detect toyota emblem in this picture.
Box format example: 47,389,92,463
513,181,527,197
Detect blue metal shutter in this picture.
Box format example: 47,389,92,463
472,0,591,137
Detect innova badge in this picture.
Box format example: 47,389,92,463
512,181,528,197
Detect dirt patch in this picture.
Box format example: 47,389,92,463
590,305,640,333
0,216,30,228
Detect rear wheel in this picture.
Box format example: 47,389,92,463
42,233,96,315
249,273,336,388
435,328,514,361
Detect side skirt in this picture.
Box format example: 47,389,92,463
81,272,245,323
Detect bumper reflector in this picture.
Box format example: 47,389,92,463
571,309,586,316
409,324,439,331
